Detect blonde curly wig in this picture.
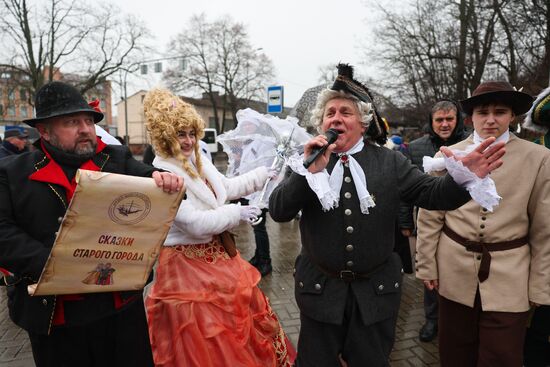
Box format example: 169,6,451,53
144,89,206,178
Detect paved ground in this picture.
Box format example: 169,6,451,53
0,214,440,366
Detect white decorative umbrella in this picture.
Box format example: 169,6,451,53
218,108,311,210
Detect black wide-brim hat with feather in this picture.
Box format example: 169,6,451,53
331,63,385,143
23,81,104,127
460,81,533,116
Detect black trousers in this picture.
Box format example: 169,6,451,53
28,298,153,367
295,290,397,367
524,305,550,366
253,208,271,260
424,287,439,321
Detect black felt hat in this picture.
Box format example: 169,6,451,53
23,81,103,127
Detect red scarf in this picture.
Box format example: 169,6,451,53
29,137,107,201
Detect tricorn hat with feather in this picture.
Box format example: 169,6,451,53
330,63,386,144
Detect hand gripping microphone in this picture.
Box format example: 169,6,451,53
303,128,340,169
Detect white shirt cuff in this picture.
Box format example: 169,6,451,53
443,155,501,212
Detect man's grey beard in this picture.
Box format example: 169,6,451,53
49,133,96,159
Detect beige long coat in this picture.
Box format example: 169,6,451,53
416,134,550,312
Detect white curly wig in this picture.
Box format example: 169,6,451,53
309,89,373,134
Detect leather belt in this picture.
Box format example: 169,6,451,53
316,260,388,282
442,224,528,282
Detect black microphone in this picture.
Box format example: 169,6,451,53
303,128,340,169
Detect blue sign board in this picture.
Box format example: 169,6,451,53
267,86,284,114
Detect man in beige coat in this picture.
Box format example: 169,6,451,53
416,81,550,367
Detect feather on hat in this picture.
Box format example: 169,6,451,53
523,86,550,134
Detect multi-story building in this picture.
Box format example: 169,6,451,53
0,68,38,126
0,66,112,132
116,90,149,147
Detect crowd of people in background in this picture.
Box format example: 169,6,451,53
1,61,550,367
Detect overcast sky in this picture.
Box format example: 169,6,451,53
110,0,380,108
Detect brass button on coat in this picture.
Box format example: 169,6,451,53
345,209,352,216
394,282,399,288
345,244,354,252
344,192,352,199
42,299,48,306
299,281,304,288
378,284,384,291
314,283,321,290
57,217,63,223
344,176,352,183
346,260,354,267
346,226,354,233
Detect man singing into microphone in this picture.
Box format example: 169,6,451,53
269,63,506,366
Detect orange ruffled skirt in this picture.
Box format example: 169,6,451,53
145,239,296,367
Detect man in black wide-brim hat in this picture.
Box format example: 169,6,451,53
0,81,183,367
269,65,507,366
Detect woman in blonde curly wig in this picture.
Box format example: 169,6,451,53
144,89,205,178
143,89,296,367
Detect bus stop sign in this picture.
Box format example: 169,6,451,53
267,86,284,114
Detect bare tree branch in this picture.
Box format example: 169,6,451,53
164,14,275,133
0,0,151,102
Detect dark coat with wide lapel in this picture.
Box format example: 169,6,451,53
0,142,157,335
269,141,470,327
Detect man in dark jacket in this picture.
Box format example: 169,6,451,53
0,129,29,159
0,81,183,367
269,64,505,366
399,99,469,343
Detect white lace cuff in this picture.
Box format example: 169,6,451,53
287,154,339,211
423,156,446,174
443,155,501,211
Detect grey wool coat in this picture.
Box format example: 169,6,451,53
269,140,470,327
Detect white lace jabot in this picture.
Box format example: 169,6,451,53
287,138,375,214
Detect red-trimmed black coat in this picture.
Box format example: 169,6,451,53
0,141,157,334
